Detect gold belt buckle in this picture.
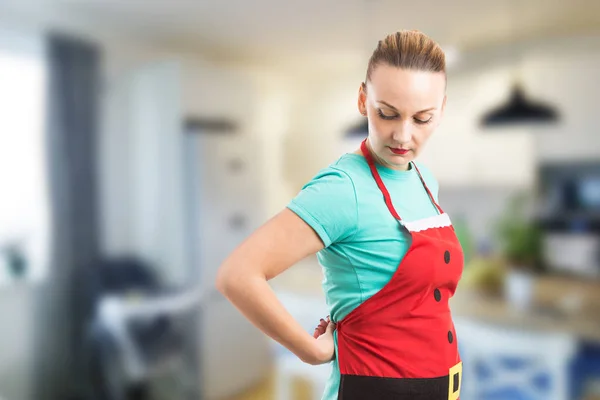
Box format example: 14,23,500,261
448,361,462,400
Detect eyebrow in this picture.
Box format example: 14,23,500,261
378,101,436,114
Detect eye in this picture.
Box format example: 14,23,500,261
377,109,398,120
414,116,433,125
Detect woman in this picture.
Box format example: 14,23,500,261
216,30,464,400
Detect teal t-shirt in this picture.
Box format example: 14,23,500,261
286,153,440,400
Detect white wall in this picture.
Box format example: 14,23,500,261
0,286,35,400
231,67,297,216
441,34,600,173
0,25,48,400
525,39,600,161
98,40,276,283
101,59,190,285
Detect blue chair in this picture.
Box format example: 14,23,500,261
571,341,600,400
82,257,201,400
455,317,578,400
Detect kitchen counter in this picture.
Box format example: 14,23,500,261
451,274,600,343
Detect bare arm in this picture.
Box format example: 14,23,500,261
215,207,330,364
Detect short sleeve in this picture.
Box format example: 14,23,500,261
286,167,358,247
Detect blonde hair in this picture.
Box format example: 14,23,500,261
365,30,446,82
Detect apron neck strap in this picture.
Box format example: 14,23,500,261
360,139,402,220
410,162,444,214
360,138,444,219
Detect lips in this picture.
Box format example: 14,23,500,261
390,147,409,155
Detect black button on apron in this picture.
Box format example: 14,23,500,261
444,250,450,264
448,330,454,344
434,289,441,302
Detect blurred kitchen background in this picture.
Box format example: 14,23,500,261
1,0,600,399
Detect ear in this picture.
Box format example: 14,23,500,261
438,95,447,123
357,82,367,116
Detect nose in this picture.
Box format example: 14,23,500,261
392,121,413,144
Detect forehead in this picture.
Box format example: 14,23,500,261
367,64,446,110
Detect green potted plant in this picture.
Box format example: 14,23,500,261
494,191,543,310
0,239,28,280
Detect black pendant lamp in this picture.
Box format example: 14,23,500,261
345,119,369,138
480,0,560,129
480,81,559,128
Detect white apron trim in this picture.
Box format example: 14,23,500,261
402,213,452,232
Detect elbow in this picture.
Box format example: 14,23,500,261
215,264,233,297
215,261,245,298
216,260,264,298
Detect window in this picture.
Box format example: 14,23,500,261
0,29,49,285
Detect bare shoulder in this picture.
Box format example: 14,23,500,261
220,208,325,282
252,208,325,256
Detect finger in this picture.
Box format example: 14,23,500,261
314,322,327,338
326,321,337,334
313,317,330,338
314,324,326,335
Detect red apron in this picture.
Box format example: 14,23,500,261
335,139,464,400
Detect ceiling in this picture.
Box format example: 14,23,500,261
1,0,599,67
